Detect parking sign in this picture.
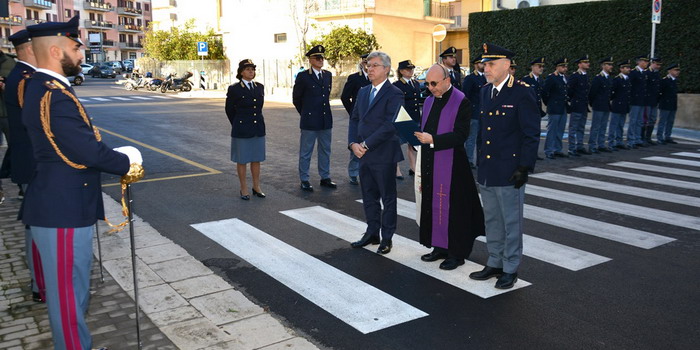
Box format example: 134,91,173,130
197,41,208,56
651,0,661,24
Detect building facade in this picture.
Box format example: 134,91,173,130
1,0,152,62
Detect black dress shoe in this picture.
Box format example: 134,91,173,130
666,139,678,144
554,151,569,158
396,175,404,180
349,176,359,185
469,266,503,280
252,188,266,198
568,150,580,157
545,154,555,160
589,148,599,154
647,140,658,145
577,149,592,155
536,156,544,160
409,169,415,176
598,147,612,153
377,239,392,254
495,272,518,289
240,191,250,200
320,178,337,188
300,181,314,191
420,249,448,262
439,257,465,270
32,292,44,303
351,233,380,248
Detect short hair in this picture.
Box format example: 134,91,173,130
367,51,391,68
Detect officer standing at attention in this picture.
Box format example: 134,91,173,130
587,57,614,153
341,53,370,185
21,16,142,350
643,57,662,145
293,45,336,191
627,55,649,148
440,46,462,90
509,59,517,77
469,43,540,289
521,57,546,118
542,58,569,159
392,59,421,175
461,54,486,168
656,64,680,144
607,59,632,150
567,55,592,156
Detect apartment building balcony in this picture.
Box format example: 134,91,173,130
23,0,52,10
0,38,12,48
25,19,47,26
84,1,114,12
89,40,116,47
118,24,143,33
424,1,452,21
9,0,22,3
117,7,142,16
84,20,114,29
118,41,143,50
0,16,23,26
312,0,376,18
448,15,467,31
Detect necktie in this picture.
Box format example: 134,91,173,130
247,82,253,90
369,87,377,105
450,70,455,81
317,72,322,80
491,88,498,100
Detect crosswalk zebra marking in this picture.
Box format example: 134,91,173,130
642,156,700,168
131,96,154,100
671,152,700,159
526,185,700,231
609,162,700,179
532,172,700,208
191,218,428,333
151,95,172,99
281,206,531,298
357,199,609,271
111,97,131,101
571,166,700,191
91,97,110,101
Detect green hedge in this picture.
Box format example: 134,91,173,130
469,0,700,93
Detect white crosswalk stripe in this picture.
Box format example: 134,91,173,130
150,95,172,99
111,97,131,101
78,98,90,103
526,185,700,231
642,156,700,168
191,218,428,333
131,96,154,100
571,166,700,191
91,97,110,101
532,172,700,207
281,206,531,298
610,161,700,179
671,152,700,159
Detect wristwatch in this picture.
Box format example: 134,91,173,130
360,141,369,150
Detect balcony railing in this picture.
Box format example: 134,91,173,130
0,16,23,26
25,19,48,26
424,1,451,20
0,38,12,48
84,1,114,12
118,24,143,32
84,20,114,29
313,0,375,16
118,42,143,50
117,7,143,16
89,40,116,47
449,16,464,29
23,0,52,10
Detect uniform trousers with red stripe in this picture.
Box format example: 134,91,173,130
32,226,94,350
23,185,46,299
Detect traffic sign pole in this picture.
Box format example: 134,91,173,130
650,0,661,58
432,24,447,63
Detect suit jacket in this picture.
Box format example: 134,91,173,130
629,67,647,106
567,71,590,113
448,68,463,90
348,81,405,165
3,61,35,184
477,75,540,187
542,73,568,115
21,72,130,227
520,72,546,117
610,74,632,114
588,72,613,112
225,80,266,138
292,68,333,130
340,71,370,115
645,69,661,107
392,77,422,122
462,71,487,119
658,76,678,111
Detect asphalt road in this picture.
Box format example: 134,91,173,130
78,77,700,349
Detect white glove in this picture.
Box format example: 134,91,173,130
113,146,143,165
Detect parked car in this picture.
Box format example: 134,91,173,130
106,60,124,74
80,63,93,75
89,63,117,78
68,72,85,86
122,59,134,72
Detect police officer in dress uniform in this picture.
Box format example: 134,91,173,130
542,58,569,159
461,54,486,168
292,45,336,191
21,16,142,350
643,57,662,145
657,64,680,144
567,55,592,156
393,59,421,175
608,59,632,150
468,43,540,290
587,56,615,153
628,55,649,147
509,59,517,76
521,57,546,118
341,53,370,185
440,46,462,90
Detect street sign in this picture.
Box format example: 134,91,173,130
197,41,208,56
432,24,446,43
651,0,661,24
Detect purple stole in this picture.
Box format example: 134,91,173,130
421,88,464,249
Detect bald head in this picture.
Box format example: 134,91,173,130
425,64,452,97
31,36,83,77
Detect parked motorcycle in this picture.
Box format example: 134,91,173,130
145,78,163,91
124,73,150,91
160,72,193,93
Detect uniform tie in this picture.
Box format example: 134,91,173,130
247,82,253,90
491,87,499,100
369,87,377,105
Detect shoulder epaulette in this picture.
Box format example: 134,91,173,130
516,80,530,88
506,75,515,88
44,79,66,90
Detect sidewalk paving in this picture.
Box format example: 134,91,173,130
0,184,321,350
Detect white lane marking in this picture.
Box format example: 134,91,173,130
609,162,700,179
642,156,700,168
532,172,700,208
78,98,92,103
131,96,154,100
526,185,700,231
281,206,530,298
672,152,700,159
191,218,427,334
381,199,610,270
111,97,131,101
571,166,700,191
91,97,110,101
150,95,172,99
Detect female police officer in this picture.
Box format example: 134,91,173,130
226,59,266,200
393,60,422,176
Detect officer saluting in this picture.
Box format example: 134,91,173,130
21,16,142,350
440,46,462,90
292,44,336,191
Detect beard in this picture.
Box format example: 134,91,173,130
61,52,82,77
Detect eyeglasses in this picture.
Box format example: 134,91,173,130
426,77,447,87
365,63,385,69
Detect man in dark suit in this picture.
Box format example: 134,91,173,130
542,58,569,159
468,43,540,289
657,64,680,144
587,56,614,153
341,53,370,185
348,51,404,255
627,55,649,147
461,54,486,168
293,45,336,191
22,17,142,349
440,46,462,90
643,57,662,145
608,60,632,149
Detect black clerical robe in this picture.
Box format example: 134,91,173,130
419,87,485,259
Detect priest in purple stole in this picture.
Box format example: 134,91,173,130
414,64,485,270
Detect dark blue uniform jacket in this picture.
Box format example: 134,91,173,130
292,68,333,130
392,77,422,123
340,71,370,115
225,81,266,138
588,72,612,112
567,71,590,113
610,74,632,114
658,76,678,111
3,61,36,184
462,71,487,119
542,73,568,115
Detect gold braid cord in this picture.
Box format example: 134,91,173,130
18,79,26,108
104,163,145,234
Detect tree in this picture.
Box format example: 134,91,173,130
142,19,226,60
290,0,317,66
310,26,380,71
